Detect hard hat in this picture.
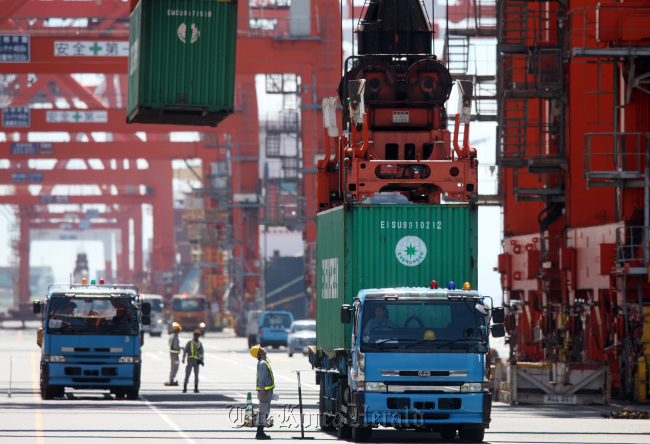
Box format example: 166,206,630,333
193,329,202,336
172,322,182,331
424,330,436,341
463,282,471,290
250,344,261,359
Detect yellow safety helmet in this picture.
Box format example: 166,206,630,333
172,322,182,331
193,329,202,336
250,344,261,359
424,330,436,342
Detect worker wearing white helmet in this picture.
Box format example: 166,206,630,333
251,344,274,440
165,322,182,386
182,329,205,393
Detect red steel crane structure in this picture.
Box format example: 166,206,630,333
0,0,341,328
496,0,650,402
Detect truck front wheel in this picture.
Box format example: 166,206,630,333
41,384,64,400
351,425,371,442
459,426,484,443
440,427,457,441
125,388,139,400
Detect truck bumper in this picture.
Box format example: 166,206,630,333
43,362,141,389
357,392,490,427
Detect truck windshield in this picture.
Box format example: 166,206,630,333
150,300,164,313
173,298,204,311
360,300,487,352
46,293,139,335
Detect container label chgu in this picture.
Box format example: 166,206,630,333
395,235,427,267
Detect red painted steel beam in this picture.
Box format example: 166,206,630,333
0,109,219,133
0,140,206,159
0,168,174,185
0,37,129,73
29,222,122,229
17,205,31,308
1,36,331,75
29,210,128,221
0,195,154,205
150,160,175,293
0,0,129,22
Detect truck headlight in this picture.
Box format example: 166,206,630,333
365,382,387,392
45,355,66,362
357,351,365,382
118,356,140,363
460,383,484,393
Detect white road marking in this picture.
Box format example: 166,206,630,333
141,395,197,443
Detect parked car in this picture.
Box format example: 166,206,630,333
141,294,165,336
247,310,263,348
287,319,316,357
258,310,294,348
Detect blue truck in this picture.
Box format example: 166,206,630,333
309,205,505,442
33,282,151,400
310,284,504,442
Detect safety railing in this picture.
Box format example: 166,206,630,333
616,226,649,268
584,132,649,183
567,6,650,57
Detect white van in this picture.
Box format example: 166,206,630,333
141,294,165,336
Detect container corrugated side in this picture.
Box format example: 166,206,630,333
316,204,478,354
127,0,237,126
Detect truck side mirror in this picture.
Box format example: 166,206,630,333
491,323,505,338
33,301,42,314
340,304,352,324
142,315,151,325
142,301,151,316
492,307,505,324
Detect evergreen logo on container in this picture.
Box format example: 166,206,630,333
395,236,427,267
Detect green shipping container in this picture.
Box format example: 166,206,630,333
127,0,237,126
316,204,478,355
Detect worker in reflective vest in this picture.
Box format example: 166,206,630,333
165,322,182,386
182,329,204,393
251,344,274,440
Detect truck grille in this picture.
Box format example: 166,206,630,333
413,401,435,410
387,397,410,409
438,398,462,410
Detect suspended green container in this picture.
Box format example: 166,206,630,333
127,0,237,126
315,203,478,354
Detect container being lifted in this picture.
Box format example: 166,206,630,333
126,0,237,126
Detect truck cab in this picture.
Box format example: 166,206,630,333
33,282,151,400
313,286,505,442
170,293,208,333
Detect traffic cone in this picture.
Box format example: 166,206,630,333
245,391,253,427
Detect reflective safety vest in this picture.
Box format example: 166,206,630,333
169,335,180,354
256,359,275,391
188,341,202,359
